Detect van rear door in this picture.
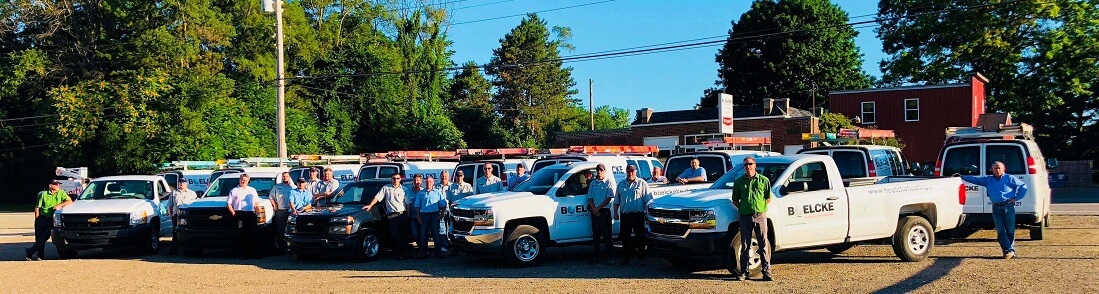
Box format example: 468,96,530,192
941,145,987,214
984,143,1033,213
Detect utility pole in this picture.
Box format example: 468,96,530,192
265,0,287,167
589,79,594,131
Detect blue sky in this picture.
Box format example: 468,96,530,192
445,0,885,112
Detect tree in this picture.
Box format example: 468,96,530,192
448,62,509,147
877,0,1098,164
486,14,579,147
818,112,853,133
701,0,872,109
592,105,632,130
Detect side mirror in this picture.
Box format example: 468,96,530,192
1047,158,1059,169
778,186,788,196
555,188,568,198
195,191,205,198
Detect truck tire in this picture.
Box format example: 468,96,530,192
141,227,160,255
57,250,78,260
826,243,857,254
503,225,546,267
1030,219,1045,240
724,231,768,276
355,229,381,262
892,216,934,262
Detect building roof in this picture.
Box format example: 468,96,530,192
634,104,812,125
829,83,970,95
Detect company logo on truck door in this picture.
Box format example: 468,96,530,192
788,202,836,217
561,205,589,215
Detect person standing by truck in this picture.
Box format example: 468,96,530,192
168,179,198,255
270,172,294,254
730,156,773,281
676,158,707,184
25,180,73,261
364,172,413,259
588,164,615,263
408,174,424,242
312,168,340,206
476,165,505,193
414,175,448,259
956,161,1028,259
226,174,262,260
289,178,312,215
613,165,652,266
508,164,530,191
650,167,668,184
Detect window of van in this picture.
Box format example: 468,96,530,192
290,169,308,182
888,150,907,175
831,151,868,179
636,160,652,180
870,150,895,177
943,146,981,175
986,145,1027,175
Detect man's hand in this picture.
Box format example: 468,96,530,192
1008,199,1017,204
592,209,601,217
416,217,422,224
613,212,620,221
363,204,373,211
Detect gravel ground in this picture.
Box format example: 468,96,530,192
0,214,1096,294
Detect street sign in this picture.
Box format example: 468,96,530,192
719,93,734,134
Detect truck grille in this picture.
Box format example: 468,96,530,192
61,213,129,230
183,209,234,229
292,216,330,235
452,221,474,233
648,222,689,237
648,208,690,220
451,208,477,219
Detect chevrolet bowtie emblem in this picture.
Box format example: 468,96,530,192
88,217,100,223
658,218,666,224
209,215,223,221
306,223,314,226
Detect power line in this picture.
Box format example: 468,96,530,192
453,0,517,11
451,0,617,25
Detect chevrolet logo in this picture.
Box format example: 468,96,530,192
88,217,100,223
658,218,666,224
306,223,314,226
209,215,223,221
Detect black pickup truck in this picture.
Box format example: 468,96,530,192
286,180,412,261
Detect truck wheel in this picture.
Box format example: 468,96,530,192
141,228,160,255
892,216,934,262
725,231,768,276
292,252,318,261
503,225,546,267
57,250,78,260
183,249,203,258
1030,220,1045,240
355,229,381,262
826,243,857,254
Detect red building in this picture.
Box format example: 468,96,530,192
828,73,989,162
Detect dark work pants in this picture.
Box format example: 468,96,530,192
170,215,180,254
273,210,291,252
739,213,771,276
26,215,52,258
619,212,646,262
236,211,259,259
591,208,613,258
417,212,440,255
387,212,413,255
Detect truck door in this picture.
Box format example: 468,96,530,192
776,161,849,247
941,145,987,214
552,168,597,242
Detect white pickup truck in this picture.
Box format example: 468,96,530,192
174,172,281,257
448,161,712,267
645,155,966,274
51,175,175,259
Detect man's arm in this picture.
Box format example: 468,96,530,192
731,184,741,209
959,175,986,186
363,189,384,210
225,191,236,216
35,193,44,218
764,178,773,205
269,188,279,211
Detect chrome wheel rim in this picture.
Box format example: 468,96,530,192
747,237,761,270
362,234,380,257
514,235,539,262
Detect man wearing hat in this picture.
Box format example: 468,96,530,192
587,163,616,263
168,179,198,255
508,164,531,191
288,178,312,215
25,180,73,260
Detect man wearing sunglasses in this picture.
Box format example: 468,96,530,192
475,165,504,194
730,156,773,281
364,172,414,259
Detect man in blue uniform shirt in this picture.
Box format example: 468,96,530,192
956,161,1028,259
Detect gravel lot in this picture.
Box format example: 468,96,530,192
1,214,1097,293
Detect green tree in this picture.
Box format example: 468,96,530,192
818,112,853,133
701,0,872,109
448,62,509,147
486,14,579,147
592,105,632,130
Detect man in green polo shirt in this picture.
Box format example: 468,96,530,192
731,157,773,281
25,180,73,261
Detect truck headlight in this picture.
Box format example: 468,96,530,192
256,206,267,223
330,216,354,224
328,225,352,234
688,210,716,229
53,213,62,227
130,211,149,225
472,209,494,226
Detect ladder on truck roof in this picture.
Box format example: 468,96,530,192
386,150,460,162
158,161,222,171
292,154,366,165
566,145,659,156
457,148,563,160
945,123,1034,143
675,137,772,154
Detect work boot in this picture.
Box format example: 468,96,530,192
761,275,774,282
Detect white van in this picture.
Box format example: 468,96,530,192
356,161,458,181
936,128,1055,240
289,164,361,188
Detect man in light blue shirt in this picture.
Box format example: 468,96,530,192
613,165,653,265
508,164,531,191
956,161,1028,259
587,164,615,263
288,178,313,215
676,158,707,184
476,165,505,193
414,175,448,259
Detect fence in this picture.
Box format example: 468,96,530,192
1050,160,1094,187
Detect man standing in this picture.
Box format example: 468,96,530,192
408,174,424,242
168,179,198,256
588,164,615,263
613,165,652,266
650,167,668,184
288,178,312,215
269,172,294,254
956,161,1028,259
226,174,262,260
677,158,708,184
476,165,504,193
306,167,321,199
364,173,413,259
508,164,531,191
25,180,72,260
448,171,475,202
731,156,773,281
312,168,340,206
414,175,448,259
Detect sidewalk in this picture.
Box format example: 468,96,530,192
0,212,34,237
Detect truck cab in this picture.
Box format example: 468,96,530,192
51,175,174,259
175,171,283,257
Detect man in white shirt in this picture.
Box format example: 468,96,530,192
312,168,341,206
226,174,261,260
168,179,198,255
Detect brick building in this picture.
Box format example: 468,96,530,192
554,98,818,155
828,73,989,162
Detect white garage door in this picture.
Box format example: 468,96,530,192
644,136,679,151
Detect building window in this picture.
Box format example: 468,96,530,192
860,101,876,124
905,98,919,122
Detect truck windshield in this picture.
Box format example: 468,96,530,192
513,167,570,195
330,183,385,204
78,180,155,200
204,177,277,198
710,163,791,190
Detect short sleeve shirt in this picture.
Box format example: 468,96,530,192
732,174,771,215
614,179,653,214
227,186,260,212
476,176,504,193
375,184,407,214
588,177,615,208
36,190,70,216
679,167,708,181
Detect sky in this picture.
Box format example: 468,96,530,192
444,0,885,113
